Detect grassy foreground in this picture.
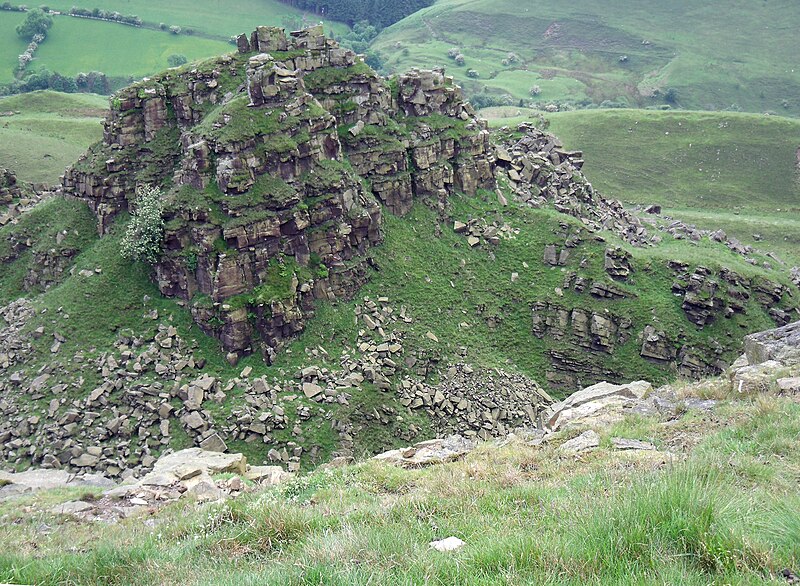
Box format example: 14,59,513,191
0,91,106,184
1,385,798,585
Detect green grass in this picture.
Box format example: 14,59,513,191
40,0,350,39
373,0,800,115
542,109,800,266
0,11,28,83
0,90,106,184
0,195,97,302
33,18,231,79
1,1,350,86
1,393,798,585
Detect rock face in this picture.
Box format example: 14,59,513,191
62,26,494,359
0,167,40,226
744,320,800,366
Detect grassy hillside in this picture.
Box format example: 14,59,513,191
33,18,231,79
373,0,800,115
0,91,106,184
0,11,27,83
482,106,800,266
545,109,800,267
2,387,799,585
40,0,350,38
1,2,348,90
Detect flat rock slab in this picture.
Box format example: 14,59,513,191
777,377,800,393
245,465,293,486
611,437,656,451
0,469,115,500
560,430,600,453
52,500,95,515
374,435,475,468
547,380,652,431
139,448,246,486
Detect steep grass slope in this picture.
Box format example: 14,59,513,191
0,91,106,184
374,0,800,115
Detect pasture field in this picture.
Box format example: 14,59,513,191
374,0,800,115
0,90,106,184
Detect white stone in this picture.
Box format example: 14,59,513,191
430,536,465,552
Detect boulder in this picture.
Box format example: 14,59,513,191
730,360,784,394
744,321,800,366
430,536,465,552
546,380,651,431
245,465,293,486
559,430,600,453
373,435,475,468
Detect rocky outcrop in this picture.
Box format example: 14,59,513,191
62,26,497,359
670,262,794,327
495,124,653,247
0,167,40,226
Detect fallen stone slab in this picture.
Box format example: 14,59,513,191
559,430,600,453
373,435,475,468
245,465,293,486
611,437,656,451
546,381,652,431
777,377,800,393
139,448,247,487
0,469,115,500
52,500,95,516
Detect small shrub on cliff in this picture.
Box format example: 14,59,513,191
121,185,164,265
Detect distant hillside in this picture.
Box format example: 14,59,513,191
482,107,800,267
0,1,349,94
0,91,105,184
373,0,800,116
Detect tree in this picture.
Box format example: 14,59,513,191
167,54,187,67
121,185,165,265
16,8,52,40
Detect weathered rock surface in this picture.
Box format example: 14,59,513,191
0,468,114,500
373,435,475,468
546,380,652,431
744,320,800,366
559,430,600,453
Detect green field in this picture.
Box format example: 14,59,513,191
0,11,28,83
1,1,349,90
484,107,800,266
0,91,106,184
33,18,231,79
374,0,800,115
40,0,349,38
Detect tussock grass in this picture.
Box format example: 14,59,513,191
3,397,800,584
